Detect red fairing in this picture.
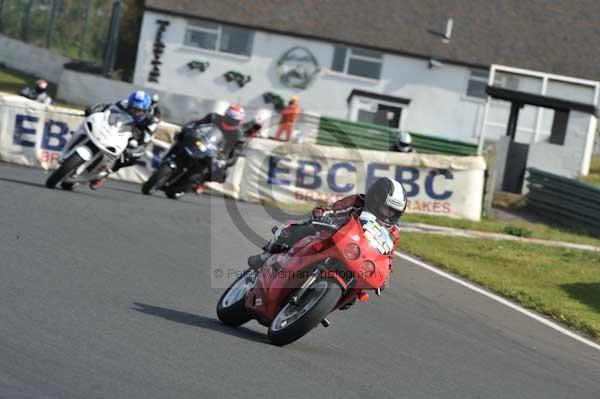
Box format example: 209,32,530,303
244,213,392,326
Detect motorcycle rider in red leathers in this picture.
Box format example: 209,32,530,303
247,177,408,271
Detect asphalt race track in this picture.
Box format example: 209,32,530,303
1,163,599,398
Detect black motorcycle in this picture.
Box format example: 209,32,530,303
141,124,223,199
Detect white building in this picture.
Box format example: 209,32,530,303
134,0,599,152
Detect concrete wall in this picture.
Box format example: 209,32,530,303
133,10,486,143
57,69,224,125
0,34,69,83
494,111,596,192
57,68,322,142
493,136,510,191
527,111,596,178
484,101,555,144
580,116,598,174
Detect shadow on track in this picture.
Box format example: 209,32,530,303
0,176,46,189
0,176,110,199
105,185,173,200
131,302,268,344
105,186,210,206
561,283,600,314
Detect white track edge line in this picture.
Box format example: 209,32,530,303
394,251,600,352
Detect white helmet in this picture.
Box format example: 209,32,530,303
396,131,413,153
365,178,408,226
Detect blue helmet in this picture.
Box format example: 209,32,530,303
127,91,151,122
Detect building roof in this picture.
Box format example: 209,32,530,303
145,0,600,81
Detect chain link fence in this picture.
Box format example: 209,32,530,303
0,0,116,65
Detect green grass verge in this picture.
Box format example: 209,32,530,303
400,232,600,340
580,156,600,187
401,213,600,247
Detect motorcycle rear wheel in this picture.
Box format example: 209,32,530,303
45,154,85,189
142,164,172,195
164,189,183,200
216,269,255,326
268,278,342,346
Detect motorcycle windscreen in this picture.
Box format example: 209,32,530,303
198,126,224,153
106,105,135,132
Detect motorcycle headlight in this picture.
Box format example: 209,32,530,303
195,140,207,152
360,260,376,277
344,243,360,260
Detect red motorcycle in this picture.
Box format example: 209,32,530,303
216,211,397,346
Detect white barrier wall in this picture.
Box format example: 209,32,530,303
236,139,486,221
0,94,486,220
0,34,69,83
0,94,176,183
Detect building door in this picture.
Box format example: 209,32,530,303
502,142,529,192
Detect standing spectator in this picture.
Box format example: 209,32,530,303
20,79,53,105
274,96,300,141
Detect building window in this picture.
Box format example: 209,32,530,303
357,105,403,129
332,46,383,80
184,19,254,56
466,69,489,99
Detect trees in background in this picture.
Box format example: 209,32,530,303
115,0,143,81
0,0,144,81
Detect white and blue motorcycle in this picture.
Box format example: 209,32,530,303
45,106,134,190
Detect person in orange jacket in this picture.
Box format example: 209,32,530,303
274,96,300,141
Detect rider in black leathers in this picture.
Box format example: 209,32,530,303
179,105,249,192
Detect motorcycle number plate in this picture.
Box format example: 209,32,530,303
360,214,393,255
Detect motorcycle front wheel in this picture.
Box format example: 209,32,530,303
268,278,342,346
217,269,255,326
141,163,173,195
45,153,85,189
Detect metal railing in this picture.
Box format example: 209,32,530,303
316,117,478,155
526,168,600,235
